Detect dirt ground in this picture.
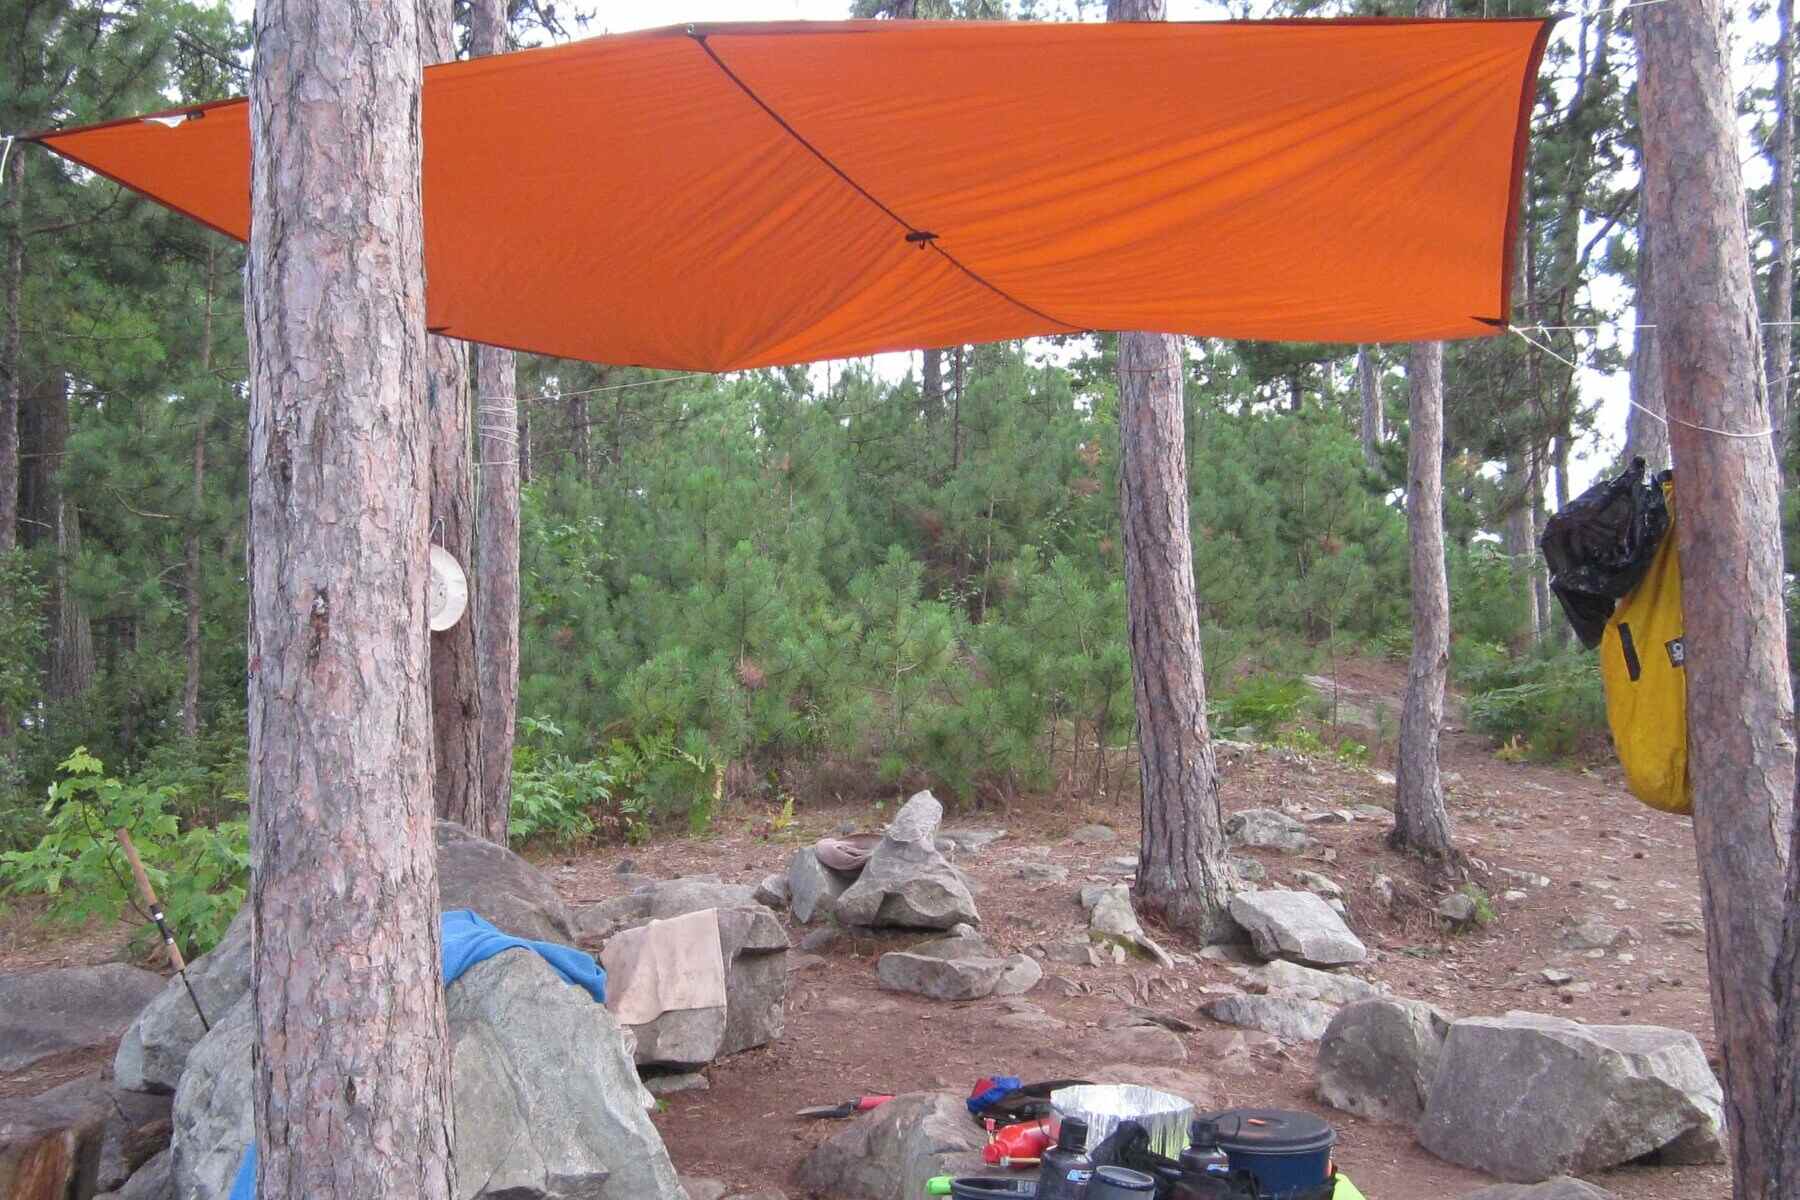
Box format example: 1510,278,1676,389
1,658,1733,1199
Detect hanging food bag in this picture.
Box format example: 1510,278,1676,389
1596,477,1689,814
1540,458,1671,648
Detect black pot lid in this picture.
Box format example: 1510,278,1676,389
1208,1108,1336,1154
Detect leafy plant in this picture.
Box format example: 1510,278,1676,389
1457,883,1499,927
1216,675,1312,740
0,748,247,956
1463,648,1606,760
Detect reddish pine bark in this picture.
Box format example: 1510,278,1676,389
1637,2,1797,1195
421,0,484,834
245,2,454,1195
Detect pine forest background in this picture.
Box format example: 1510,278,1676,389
1,0,1791,951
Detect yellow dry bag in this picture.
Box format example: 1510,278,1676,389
1597,481,1688,814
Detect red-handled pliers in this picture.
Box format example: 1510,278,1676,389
795,1095,896,1119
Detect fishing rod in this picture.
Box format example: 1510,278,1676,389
114,828,210,1032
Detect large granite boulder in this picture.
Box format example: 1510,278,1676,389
1417,1012,1726,1182
877,952,1006,1002
1229,890,1366,967
787,848,857,925
97,1148,172,1200
1316,998,1451,1124
877,930,1039,1002
1224,808,1311,853
170,996,254,1200
1229,960,1383,1006
171,952,683,1200
116,907,253,1094
599,879,788,1068
794,1091,987,1200
1203,992,1337,1043
435,819,577,944
0,1072,170,1200
120,824,576,1093
0,962,165,1074
448,951,682,1199
834,793,980,931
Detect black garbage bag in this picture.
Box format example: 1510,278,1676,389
1540,457,1672,649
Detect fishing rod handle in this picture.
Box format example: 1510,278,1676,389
115,828,188,971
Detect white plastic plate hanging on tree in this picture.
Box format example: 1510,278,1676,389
428,545,469,632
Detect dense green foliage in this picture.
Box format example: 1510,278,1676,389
0,748,247,954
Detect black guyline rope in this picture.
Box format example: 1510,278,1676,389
686,31,1083,335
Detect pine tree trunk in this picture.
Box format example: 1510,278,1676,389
1392,337,1456,863
1626,205,1672,469
421,0,483,833
1503,454,1539,649
951,345,965,473
183,247,216,741
1781,853,1800,1194
569,391,590,482
922,347,944,420
0,147,20,556
1115,329,1234,943
1392,0,1456,866
1106,0,1232,945
36,378,93,703
1530,449,1551,636
1357,345,1383,471
1636,3,1797,1195
471,0,519,849
1767,0,1794,469
245,1,454,1195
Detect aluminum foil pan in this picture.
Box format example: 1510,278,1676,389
1051,1083,1194,1160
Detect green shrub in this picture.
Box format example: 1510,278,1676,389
1463,648,1606,760
1215,675,1312,740
509,718,722,846
1458,883,1499,927
0,748,247,956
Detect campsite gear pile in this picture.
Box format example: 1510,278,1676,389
1542,459,1689,814
929,1077,1362,1199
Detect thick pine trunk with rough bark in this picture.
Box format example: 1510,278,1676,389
0,147,19,555
1393,338,1455,863
421,0,483,833
1626,205,1671,469
1357,345,1383,471
1637,3,1797,1195
1768,0,1795,469
1107,0,1232,946
1115,330,1233,943
245,3,455,1197
471,0,520,847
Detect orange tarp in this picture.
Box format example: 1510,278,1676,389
30,18,1551,371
